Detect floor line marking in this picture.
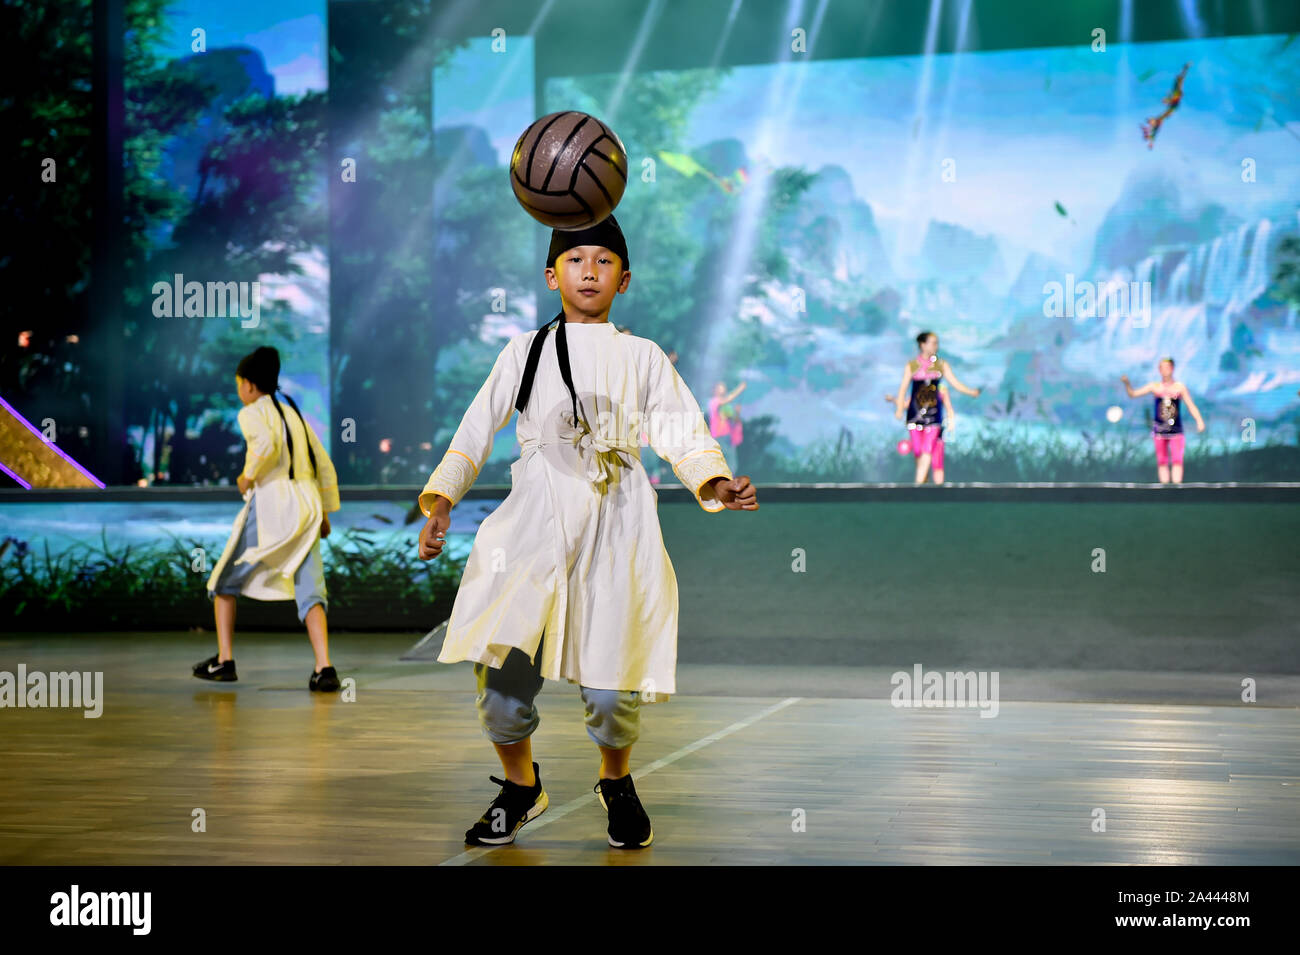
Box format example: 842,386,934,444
437,696,803,866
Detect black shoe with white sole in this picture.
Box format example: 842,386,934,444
594,773,654,849
464,762,548,846
192,654,237,682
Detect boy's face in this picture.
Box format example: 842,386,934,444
545,245,630,322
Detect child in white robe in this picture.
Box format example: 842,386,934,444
417,216,759,848
195,346,343,692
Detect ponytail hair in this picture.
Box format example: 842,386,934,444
269,390,318,481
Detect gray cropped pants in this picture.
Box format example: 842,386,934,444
474,632,641,750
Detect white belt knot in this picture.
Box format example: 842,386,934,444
523,413,638,488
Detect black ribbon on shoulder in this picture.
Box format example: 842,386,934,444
515,310,585,428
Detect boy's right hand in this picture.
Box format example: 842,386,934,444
711,475,759,510
418,507,450,560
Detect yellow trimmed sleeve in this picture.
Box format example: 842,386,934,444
674,448,734,513
418,335,527,516
418,450,477,516
643,345,735,512
303,416,341,512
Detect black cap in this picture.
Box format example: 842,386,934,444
546,214,629,271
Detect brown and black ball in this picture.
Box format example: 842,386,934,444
509,111,629,231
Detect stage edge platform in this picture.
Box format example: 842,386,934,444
3,482,1300,504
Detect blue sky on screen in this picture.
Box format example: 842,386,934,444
434,36,536,164
685,34,1300,273
158,0,326,95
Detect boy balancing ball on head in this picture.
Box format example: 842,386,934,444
194,346,343,692
417,214,758,849
1121,357,1206,484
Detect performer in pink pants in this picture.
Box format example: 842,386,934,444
890,331,981,484
1121,357,1206,484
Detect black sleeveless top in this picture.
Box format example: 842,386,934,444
907,360,944,428
1153,394,1182,435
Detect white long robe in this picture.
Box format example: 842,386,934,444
419,321,733,698
206,395,341,601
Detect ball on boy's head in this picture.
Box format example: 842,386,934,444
896,439,912,455
510,111,628,230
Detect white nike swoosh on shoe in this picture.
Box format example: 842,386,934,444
207,663,224,673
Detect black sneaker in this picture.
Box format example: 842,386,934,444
309,666,340,692
594,774,654,849
192,654,237,682
464,762,548,846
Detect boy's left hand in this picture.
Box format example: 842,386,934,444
710,475,758,510
237,474,251,494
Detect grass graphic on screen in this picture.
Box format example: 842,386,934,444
0,529,466,630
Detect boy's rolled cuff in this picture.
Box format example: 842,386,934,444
674,449,734,513
419,449,478,516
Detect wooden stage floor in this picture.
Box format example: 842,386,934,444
2,633,1298,866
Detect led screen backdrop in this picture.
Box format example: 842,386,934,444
4,1,1299,486
126,0,330,485
423,27,1300,482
